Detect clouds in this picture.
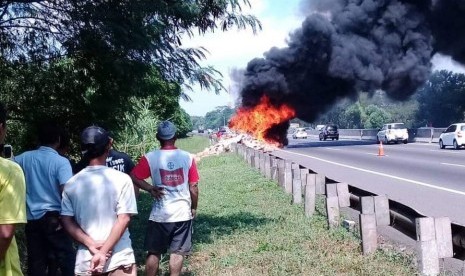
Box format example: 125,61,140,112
180,0,303,116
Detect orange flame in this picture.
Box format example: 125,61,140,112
229,95,296,145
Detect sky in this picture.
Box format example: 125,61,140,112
180,0,303,116
180,0,465,117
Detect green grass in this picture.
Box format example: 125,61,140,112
180,153,417,276
18,136,418,275
176,135,210,154
131,144,417,275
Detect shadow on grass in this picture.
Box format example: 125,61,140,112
129,193,271,271
193,211,271,245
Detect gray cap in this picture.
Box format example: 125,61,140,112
157,121,176,140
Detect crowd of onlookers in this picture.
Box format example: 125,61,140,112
0,101,200,276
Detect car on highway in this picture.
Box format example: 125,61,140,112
377,123,408,144
316,125,325,131
439,123,465,149
292,128,308,139
319,124,339,141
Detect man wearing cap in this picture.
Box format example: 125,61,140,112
131,120,199,276
0,102,26,276
61,126,138,275
15,121,76,276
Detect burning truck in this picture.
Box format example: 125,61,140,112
225,0,465,147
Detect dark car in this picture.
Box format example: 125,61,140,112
319,125,339,141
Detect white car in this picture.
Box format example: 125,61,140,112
377,123,408,144
439,123,465,149
292,128,308,139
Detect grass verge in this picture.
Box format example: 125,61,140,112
176,135,210,154
17,136,416,275
131,137,416,275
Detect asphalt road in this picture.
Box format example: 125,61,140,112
272,136,465,226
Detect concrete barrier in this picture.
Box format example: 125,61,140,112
326,197,340,228
271,157,278,181
284,161,293,194
360,214,377,255
304,177,316,217
292,168,302,204
232,145,458,275
416,217,440,275
264,154,271,179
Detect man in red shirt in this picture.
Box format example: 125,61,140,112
131,121,199,276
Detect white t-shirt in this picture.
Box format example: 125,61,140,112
61,165,138,275
145,149,194,222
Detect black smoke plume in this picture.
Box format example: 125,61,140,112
237,0,465,129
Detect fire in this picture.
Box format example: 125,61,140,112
229,95,296,146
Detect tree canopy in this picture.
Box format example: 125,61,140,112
1,0,261,90
415,70,465,127
204,105,235,130
0,0,261,154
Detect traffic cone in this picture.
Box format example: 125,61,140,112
378,141,385,156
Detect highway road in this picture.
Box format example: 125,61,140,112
272,136,465,226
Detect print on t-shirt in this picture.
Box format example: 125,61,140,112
107,157,127,172
160,167,184,187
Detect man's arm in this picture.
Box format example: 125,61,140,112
130,172,153,192
187,157,200,218
0,164,26,261
61,216,100,254
189,183,199,218
130,172,164,200
0,224,15,260
89,214,131,273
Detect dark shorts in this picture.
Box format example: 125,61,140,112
145,220,193,255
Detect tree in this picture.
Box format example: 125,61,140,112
344,103,363,129
415,70,465,127
0,1,261,152
363,105,391,129
0,59,189,154
204,106,235,129
190,116,205,130
314,98,352,127
0,1,261,92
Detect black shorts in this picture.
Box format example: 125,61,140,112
145,220,193,255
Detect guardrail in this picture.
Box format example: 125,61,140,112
231,143,463,275
304,128,447,143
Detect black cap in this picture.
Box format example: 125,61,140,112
80,126,110,156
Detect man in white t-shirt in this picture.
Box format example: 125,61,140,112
61,126,138,275
131,120,199,276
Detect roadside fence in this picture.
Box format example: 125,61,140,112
231,143,464,276
306,128,447,143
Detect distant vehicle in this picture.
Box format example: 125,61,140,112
216,126,231,139
290,123,300,129
292,128,308,139
198,129,205,133
377,123,408,144
439,123,465,149
319,125,339,141
316,125,325,131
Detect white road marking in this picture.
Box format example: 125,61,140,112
366,153,388,156
278,149,465,196
441,163,465,168
325,148,340,151
410,143,437,146
430,149,461,154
